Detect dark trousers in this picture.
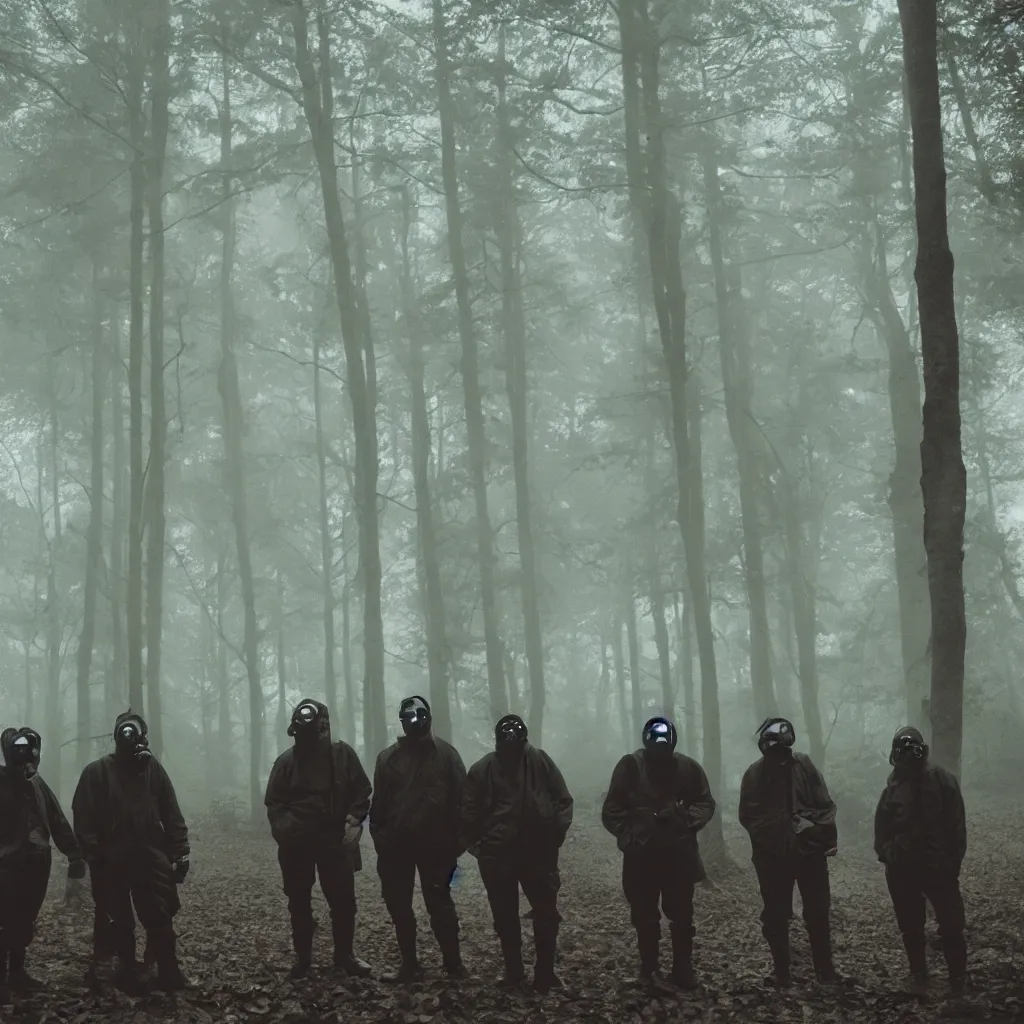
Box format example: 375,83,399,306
377,845,459,960
278,839,356,958
0,848,51,949
885,865,966,978
90,846,180,965
752,852,832,973
479,846,561,969
623,844,696,972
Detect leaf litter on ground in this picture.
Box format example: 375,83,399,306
3,788,1023,1024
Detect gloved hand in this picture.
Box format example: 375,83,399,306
171,855,190,884
824,846,838,858
342,819,362,850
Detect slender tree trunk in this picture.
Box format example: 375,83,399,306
144,0,171,757
495,26,546,742
291,5,385,754
109,311,126,724
611,611,630,750
126,36,146,718
400,188,452,739
701,150,776,722
216,550,233,786
277,575,288,746
624,590,643,739
674,590,697,755
45,380,63,793
76,268,106,771
898,0,967,776
215,39,264,817
432,0,507,721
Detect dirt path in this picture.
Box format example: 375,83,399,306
6,792,1023,1023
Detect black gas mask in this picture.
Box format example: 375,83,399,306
399,696,432,740
288,700,329,747
495,714,528,759
890,726,927,769
114,714,151,763
6,728,41,779
642,717,677,762
756,717,796,758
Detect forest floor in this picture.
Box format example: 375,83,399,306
4,789,1023,1024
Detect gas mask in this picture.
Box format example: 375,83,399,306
114,715,151,763
7,728,41,779
642,717,677,763
890,727,927,769
495,714,528,759
288,700,329,747
756,717,796,757
399,696,431,740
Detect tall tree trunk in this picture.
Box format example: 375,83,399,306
701,150,776,722
76,268,106,771
126,35,146,717
611,610,630,750
45,379,63,793
145,0,171,758
432,0,507,721
495,26,545,742
109,311,126,724
674,590,697,755
897,0,967,776
624,589,643,740
400,188,452,739
291,5,385,755
277,574,288,746
216,549,233,786
216,38,264,818
313,314,338,722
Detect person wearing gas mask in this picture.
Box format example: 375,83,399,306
71,711,190,992
0,727,85,990
601,717,716,990
462,714,573,994
369,696,468,982
738,718,838,989
874,726,967,995
265,699,372,980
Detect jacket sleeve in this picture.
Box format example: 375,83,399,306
873,788,892,863
940,769,967,868
737,764,760,836
154,760,190,861
542,752,573,837
368,750,390,845
265,755,296,843
683,760,716,832
461,762,484,851
601,755,635,841
801,757,838,827
39,778,83,864
344,745,372,826
71,763,103,862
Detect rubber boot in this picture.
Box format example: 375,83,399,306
154,933,190,991
668,924,698,990
382,923,421,984
139,940,158,985
497,935,525,987
808,923,838,984
941,931,967,994
765,934,792,989
899,933,928,993
532,923,561,994
290,934,313,980
440,934,469,980
7,948,42,991
332,915,371,977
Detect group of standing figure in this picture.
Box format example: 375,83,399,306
0,697,968,1000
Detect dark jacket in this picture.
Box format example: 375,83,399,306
71,754,189,864
874,762,966,875
601,750,715,868
463,745,573,861
265,739,371,848
739,751,837,858
0,766,82,870
369,734,466,855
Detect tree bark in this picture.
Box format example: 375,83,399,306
291,5,385,754
897,0,967,776
144,0,171,758
76,267,106,771
400,188,452,740
701,150,777,723
611,611,630,751
45,378,63,793
624,589,643,740
277,574,288,747
216,36,264,818
126,33,146,718
674,590,697,755
216,548,234,786
432,0,507,722
109,310,126,725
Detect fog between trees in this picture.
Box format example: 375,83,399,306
0,0,1020,832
